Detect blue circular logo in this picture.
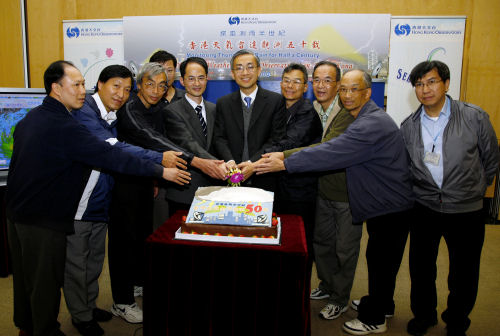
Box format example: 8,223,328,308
394,24,411,36
66,27,80,38
228,16,240,25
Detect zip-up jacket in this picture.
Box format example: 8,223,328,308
400,95,499,213
284,99,414,222
6,96,164,233
116,94,193,163
72,95,164,222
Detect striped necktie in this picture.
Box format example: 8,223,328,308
195,105,207,137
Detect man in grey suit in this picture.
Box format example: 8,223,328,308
213,49,286,191
163,57,220,214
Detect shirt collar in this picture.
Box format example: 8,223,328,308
92,92,116,124
185,95,205,110
422,96,451,121
240,86,258,104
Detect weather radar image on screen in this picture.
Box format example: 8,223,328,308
0,89,46,171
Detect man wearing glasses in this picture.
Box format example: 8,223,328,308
401,60,498,336
108,63,226,324
255,69,414,335
263,62,322,281
163,57,225,215
213,49,286,191
265,61,360,322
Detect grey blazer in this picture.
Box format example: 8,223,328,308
163,97,218,204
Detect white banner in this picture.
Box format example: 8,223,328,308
386,17,465,126
123,14,390,80
63,20,124,91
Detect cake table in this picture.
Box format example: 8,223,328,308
144,211,311,336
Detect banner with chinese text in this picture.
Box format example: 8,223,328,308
123,14,390,80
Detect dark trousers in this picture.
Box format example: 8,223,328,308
409,202,485,333
108,176,154,305
357,210,410,325
7,220,66,336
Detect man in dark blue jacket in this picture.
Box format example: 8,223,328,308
263,63,322,271
6,61,190,336
63,65,188,336
255,69,414,335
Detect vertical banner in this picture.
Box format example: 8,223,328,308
386,17,466,126
63,20,124,91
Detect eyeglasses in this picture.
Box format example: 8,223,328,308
143,81,167,92
339,87,368,95
282,78,305,86
233,64,258,73
312,78,336,87
415,78,442,90
185,76,207,84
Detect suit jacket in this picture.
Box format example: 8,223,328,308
163,97,217,203
214,87,286,163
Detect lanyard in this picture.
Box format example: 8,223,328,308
421,121,444,153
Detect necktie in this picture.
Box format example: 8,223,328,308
195,105,207,137
244,97,252,109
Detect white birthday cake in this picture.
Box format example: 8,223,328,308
180,186,279,238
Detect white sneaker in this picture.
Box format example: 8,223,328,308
319,303,348,320
134,286,143,297
111,303,143,323
343,318,387,335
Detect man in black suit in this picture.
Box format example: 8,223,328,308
163,57,221,214
213,49,286,191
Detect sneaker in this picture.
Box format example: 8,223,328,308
319,303,348,320
92,308,112,322
407,317,438,336
310,288,330,300
351,299,394,318
133,286,143,297
343,318,387,335
111,303,143,323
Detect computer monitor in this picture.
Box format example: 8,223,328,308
0,88,46,184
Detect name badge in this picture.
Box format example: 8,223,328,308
423,151,440,166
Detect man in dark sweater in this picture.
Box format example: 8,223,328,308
6,61,190,336
108,62,226,324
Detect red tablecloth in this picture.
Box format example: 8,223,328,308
144,212,310,336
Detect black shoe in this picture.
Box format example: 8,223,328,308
72,319,104,336
407,317,438,336
446,327,467,336
93,307,113,322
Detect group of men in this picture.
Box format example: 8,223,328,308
5,47,498,336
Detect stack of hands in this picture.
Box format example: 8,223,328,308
160,150,287,187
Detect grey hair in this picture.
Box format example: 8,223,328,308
136,62,167,85
343,69,372,88
230,49,260,69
